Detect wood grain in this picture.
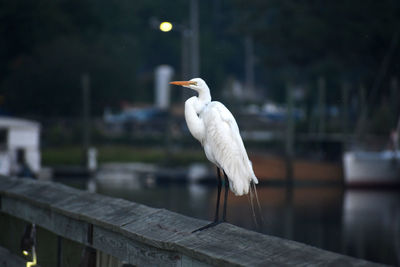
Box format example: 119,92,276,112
0,176,384,267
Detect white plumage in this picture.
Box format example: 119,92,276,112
171,78,258,196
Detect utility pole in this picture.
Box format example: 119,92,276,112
341,81,349,135
285,83,294,189
82,73,90,166
356,83,367,138
390,77,399,121
317,77,326,135
244,36,255,97
190,0,200,77
181,29,192,102
181,30,191,80
284,84,294,239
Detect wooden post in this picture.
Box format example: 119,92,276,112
285,82,294,188
391,78,399,155
390,77,399,122
245,36,255,96
317,77,326,135
341,81,349,135
181,29,191,102
190,0,200,77
356,83,367,138
82,73,91,167
305,83,315,134
57,235,62,267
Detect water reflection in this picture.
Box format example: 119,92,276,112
57,177,400,265
343,190,400,264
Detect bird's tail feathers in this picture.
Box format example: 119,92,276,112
252,174,259,184
226,162,255,195
248,186,258,228
249,160,259,184
248,180,265,230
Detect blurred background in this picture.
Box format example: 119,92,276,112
0,0,399,265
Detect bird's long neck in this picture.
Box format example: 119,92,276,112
185,96,206,143
197,88,211,108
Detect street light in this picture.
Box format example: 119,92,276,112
150,18,191,80
159,22,173,32
149,0,199,78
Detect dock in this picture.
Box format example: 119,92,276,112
0,176,383,266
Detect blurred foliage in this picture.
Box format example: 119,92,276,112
0,0,399,128
0,0,186,116
41,145,84,165
369,99,394,135
233,0,400,103
42,145,207,166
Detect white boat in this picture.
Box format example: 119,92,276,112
343,150,400,186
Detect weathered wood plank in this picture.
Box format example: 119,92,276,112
126,240,180,267
2,197,53,227
0,177,79,205
0,176,385,267
176,223,381,267
180,255,211,267
121,209,207,250
0,177,157,230
53,193,158,230
1,197,87,244
93,225,183,266
0,176,23,191
96,251,121,267
93,226,128,262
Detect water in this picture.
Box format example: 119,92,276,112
57,178,400,266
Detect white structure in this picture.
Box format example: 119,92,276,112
154,65,174,109
87,147,97,172
0,117,40,176
343,150,400,186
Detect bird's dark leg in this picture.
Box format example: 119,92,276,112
213,167,222,222
192,167,223,233
222,170,229,221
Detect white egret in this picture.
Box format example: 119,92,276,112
170,78,258,232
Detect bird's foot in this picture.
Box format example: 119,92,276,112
192,220,224,233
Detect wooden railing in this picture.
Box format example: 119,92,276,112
0,176,381,266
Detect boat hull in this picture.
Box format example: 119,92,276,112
343,151,400,187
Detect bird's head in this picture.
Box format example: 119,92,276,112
169,78,209,95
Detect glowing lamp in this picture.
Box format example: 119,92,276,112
159,22,173,32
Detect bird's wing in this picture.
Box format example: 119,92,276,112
203,102,258,196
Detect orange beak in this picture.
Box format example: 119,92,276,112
169,81,197,86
